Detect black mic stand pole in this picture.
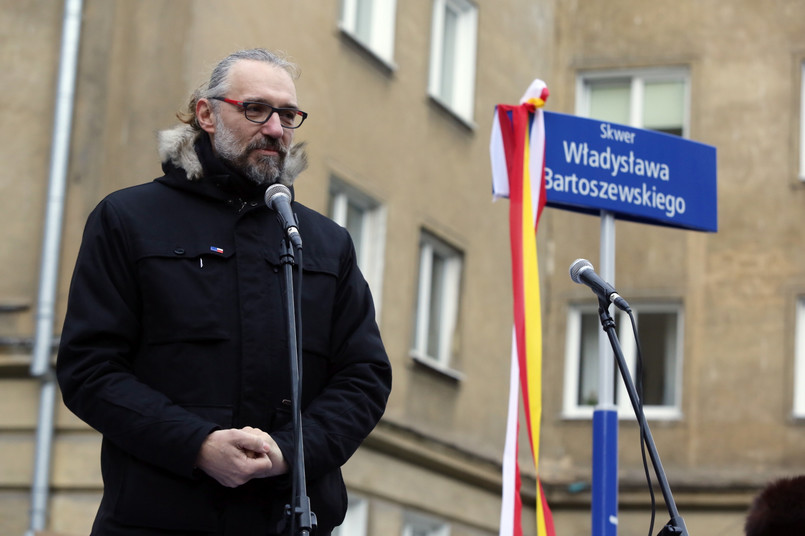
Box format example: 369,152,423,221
279,238,317,536
597,300,688,536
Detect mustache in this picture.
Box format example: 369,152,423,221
247,137,288,156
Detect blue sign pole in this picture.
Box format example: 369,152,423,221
592,407,619,536
592,211,618,536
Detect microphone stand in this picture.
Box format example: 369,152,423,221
597,300,689,536
279,238,317,535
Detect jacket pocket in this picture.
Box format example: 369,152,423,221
265,251,337,359
113,455,223,530
135,240,236,344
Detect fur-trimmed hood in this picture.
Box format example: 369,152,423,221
156,123,308,186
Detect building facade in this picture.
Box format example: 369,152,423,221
1,1,805,535
538,1,805,534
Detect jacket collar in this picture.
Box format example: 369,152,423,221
155,123,308,189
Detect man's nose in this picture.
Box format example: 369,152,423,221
260,113,285,138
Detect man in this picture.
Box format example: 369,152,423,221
57,48,392,535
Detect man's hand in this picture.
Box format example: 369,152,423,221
195,427,288,488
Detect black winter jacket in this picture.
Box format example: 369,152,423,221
56,133,391,535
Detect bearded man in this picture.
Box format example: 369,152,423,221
56,48,391,536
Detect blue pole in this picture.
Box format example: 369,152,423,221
591,211,618,536
591,409,618,536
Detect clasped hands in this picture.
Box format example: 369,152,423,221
195,426,289,487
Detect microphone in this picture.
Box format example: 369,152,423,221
569,258,631,311
264,184,302,249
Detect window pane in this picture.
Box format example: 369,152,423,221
426,253,446,358
638,312,677,405
404,516,449,536
354,0,373,43
439,5,458,102
329,199,338,225
333,494,367,536
801,62,805,179
588,79,630,124
578,312,600,405
795,298,805,416
643,80,685,136
345,200,365,262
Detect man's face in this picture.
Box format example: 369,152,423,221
200,60,298,185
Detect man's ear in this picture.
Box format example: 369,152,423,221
196,99,215,134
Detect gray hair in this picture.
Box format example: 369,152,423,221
178,48,300,129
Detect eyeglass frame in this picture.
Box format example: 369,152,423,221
209,96,308,129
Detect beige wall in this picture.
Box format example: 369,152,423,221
538,0,805,525
3,0,805,534
1,0,63,338
542,1,805,482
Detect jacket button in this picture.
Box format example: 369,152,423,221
174,248,185,255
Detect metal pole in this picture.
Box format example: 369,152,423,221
27,0,83,534
26,377,58,536
591,210,618,536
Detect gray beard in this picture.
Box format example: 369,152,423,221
213,121,285,186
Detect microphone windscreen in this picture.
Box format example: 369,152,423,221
569,258,594,284
264,183,291,210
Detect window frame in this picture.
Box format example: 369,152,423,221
793,297,805,417
800,61,805,180
328,178,386,318
402,511,451,536
562,302,685,420
576,67,691,138
339,0,398,68
427,0,478,124
411,230,463,379
331,493,368,536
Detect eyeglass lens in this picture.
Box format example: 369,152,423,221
243,102,303,127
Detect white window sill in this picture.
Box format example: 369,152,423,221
338,26,398,72
427,94,477,131
561,406,683,421
410,352,464,382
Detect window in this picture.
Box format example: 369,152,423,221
794,298,805,417
339,0,398,66
562,303,684,420
402,512,450,536
800,61,805,180
577,68,690,137
332,494,368,536
328,179,386,316
427,0,478,123
411,231,463,375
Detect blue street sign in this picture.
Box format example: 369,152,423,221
543,111,718,232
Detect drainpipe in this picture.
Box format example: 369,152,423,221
27,0,83,534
